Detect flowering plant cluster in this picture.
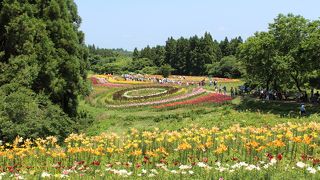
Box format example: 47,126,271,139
154,93,232,108
1,122,320,179
90,77,128,87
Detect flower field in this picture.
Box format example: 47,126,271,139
1,122,320,179
88,74,237,109
73,74,320,179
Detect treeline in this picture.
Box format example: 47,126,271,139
90,33,244,78
87,45,134,75
239,14,320,92
0,0,91,142
135,34,243,77
134,33,244,77
88,45,132,57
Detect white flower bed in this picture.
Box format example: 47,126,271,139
122,88,168,99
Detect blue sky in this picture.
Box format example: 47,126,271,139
74,0,319,50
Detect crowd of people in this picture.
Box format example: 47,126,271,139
255,88,320,104
122,74,211,87
254,88,320,116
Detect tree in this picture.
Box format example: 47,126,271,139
152,46,166,67
198,32,220,75
214,40,223,61
140,66,158,75
239,32,280,90
302,19,320,80
174,37,189,75
0,0,89,117
0,0,92,142
229,36,243,56
239,14,320,92
140,45,153,60
219,37,230,56
269,14,311,92
128,58,154,72
164,37,177,66
188,35,201,75
206,56,243,78
159,64,174,78
133,47,140,60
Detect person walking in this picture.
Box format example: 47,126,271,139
223,86,227,95
230,87,234,97
300,104,306,116
218,85,222,94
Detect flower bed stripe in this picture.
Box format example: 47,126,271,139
90,77,129,87
154,93,232,109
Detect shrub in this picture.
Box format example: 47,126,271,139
206,56,244,78
159,64,174,78
0,83,74,142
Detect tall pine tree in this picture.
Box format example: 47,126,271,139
0,0,89,117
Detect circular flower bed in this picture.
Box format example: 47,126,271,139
113,86,179,101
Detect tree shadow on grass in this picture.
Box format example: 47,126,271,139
234,97,320,118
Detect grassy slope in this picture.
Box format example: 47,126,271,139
80,80,320,136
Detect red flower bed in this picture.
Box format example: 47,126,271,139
90,77,128,87
154,93,232,108
90,77,99,84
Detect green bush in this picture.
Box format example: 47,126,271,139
206,56,244,78
140,66,159,75
0,84,74,142
159,64,174,78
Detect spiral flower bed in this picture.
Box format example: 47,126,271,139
107,88,206,108
113,86,179,101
